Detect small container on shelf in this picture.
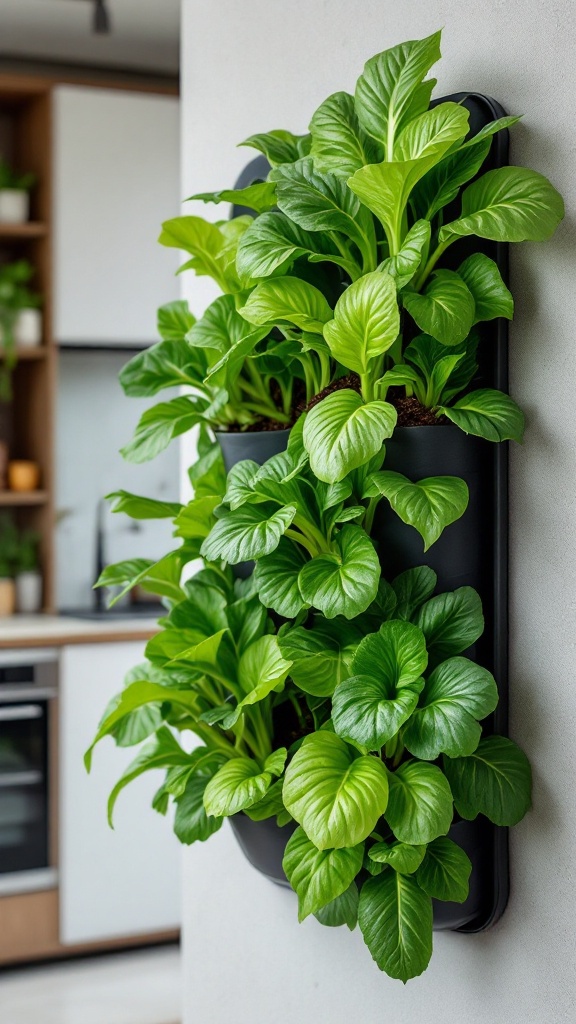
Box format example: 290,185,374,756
13,308,42,348
0,159,35,224
8,460,40,492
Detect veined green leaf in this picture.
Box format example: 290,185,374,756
200,502,297,563
403,269,475,347
240,129,310,166
443,736,532,826
380,220,430,289
364,471,469,550
107,727,192,826
303,390,397,484
121,396,208,464
238,635,292,699
158,216,242,292
314,882,359,929
323,271,400,374
204,749,287,817
416,836,471,902
298,524,380,620
94,549,185,607
385,760,453,844
282,827,364,921
173,495,220,540
438,389,525,443
174,771,224,844
368,841,426,875
157,300,196,342
188,182,278,213
392,566,437,621
239,277,333,334
457,253,514,322
253,539,309,618
119,339,205,397
414,586,484,665
403,656,499,760
358,870,433,981
283,732,389,850
309,91,383,176
439,166,564,245
236,211,353,281
278,619,360,698
106,490,182,520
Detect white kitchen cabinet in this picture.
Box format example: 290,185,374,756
53,85,180,346
59,641,181,945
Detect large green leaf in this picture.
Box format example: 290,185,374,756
323,271,400,374
354,31,441,154
414,586,484,665
174,772,224,844
332,620,428,750
200,502,297,563
121,396,208,463
439,166,565,245
236,211,352,280
278,619,360,697
368,841,426,875
94,549,185,607
107,727,192,826
438,389,525,443
314,882,359,929
394,103,469,163
119,340,204,397
303,390,397,484
392,566,437,621
282,826,364,921
157,299,196,342
358,870,433,981
364,470,469,550
106,490,182,520
203,749,287,817
457,253,514,323
443,736,532,826
403,269,475,347
240,129,310,166
380,220,430,289
173,496,220,541
253,539,309,618
416,836,471,903
283,732,389,850
309,91,382,176
298,524,380,620
411,138,492,221
188,181,278,214
187,295,269,389
238,635,292,699
385,761,453,844
238,277,333,334
158,216,242,292
403,656,499,760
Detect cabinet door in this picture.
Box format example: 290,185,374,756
59,641,180,945
53,86,180,346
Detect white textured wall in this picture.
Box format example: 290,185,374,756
180,3,576,1021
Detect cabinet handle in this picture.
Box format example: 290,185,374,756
0,704,43,721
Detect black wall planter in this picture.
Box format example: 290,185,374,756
216,428,291,475
224,93,510,935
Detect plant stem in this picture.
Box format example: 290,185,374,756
413,237,452,291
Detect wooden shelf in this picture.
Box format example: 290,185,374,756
0,346,47,361
0,490,48,506
0,221,47,238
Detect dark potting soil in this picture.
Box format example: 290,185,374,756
302,376,447,428
225,379,306,432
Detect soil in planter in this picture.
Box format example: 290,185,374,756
303,376,448,427
225,379,306,432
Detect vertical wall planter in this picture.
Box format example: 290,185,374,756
216,428,291,474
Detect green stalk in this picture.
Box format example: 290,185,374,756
285,528,318,558
292,512,331,553
413,237,452,291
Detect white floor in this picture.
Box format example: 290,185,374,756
0,945,181,1024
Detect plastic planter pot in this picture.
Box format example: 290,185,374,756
216,428,290,474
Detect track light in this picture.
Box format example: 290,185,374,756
93,0,111,34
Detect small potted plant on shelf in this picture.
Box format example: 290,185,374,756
0,157,36,224
0,259,42,399
0,512,18,616
88,29,563,982
14,527,42,614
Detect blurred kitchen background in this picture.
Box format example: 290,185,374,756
0,3,183,1023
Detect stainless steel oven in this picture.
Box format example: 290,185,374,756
0,649,58,895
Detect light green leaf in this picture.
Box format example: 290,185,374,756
323,271,400,375
416,836,472,903
204,749,287,817
121,396,208,463
200,502,297,563
332,620,427,750
236,211,352,281
253,539,309,618
106,490,182,520
403,656,498,760
119,340,204,397
439,166,565,245
414,586,484,665
282,826,364,921
443,736,532,826
173,495,220,540
107,727,192,826
158,216,241,292
146,628,227,671
457,253,514,323
157,300,196,342
243,778,285,821
392,566,437,621
309,91,382,176
394,102,469,162
314,882,359,929
438,389,525,443
354,31,442,153
303,389,397,484
238,635,292,699
358,870,433,981
411,138,492,221
239,277,333,334
380,220,430,289
369,841,426,875
278,619,360,698
403,269,475,347
240,129,310,166
174,772,224,844
94,549,185,607
298,524,380,620
386,761,453,844
188,182,278,213
283,732,389,850
364,471,469,550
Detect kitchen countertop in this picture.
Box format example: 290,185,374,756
0,614,160,649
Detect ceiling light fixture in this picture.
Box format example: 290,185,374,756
93,0,111,35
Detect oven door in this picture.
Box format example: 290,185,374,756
0,700,49,875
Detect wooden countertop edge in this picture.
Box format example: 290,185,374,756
0,628,159,649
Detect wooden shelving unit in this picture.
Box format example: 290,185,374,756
0,74,55,610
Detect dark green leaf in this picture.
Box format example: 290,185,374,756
403,269,475,347
414,586,484,664
365,471,469,550
457,253,513,322
314,882,359,929
369,841,426,874
310,91,382,176
438,389,525,443
174,772,224,844
442,736,532,825
253,538,309,618
282,826,364,921
121,396,208,463
358,870,433,981
416,836,471,902
392,566,437,620
385,760,453,844
201,502,297,563
106,490,182,520
298,524,380,620
204,749,287,817
303,389,396,484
